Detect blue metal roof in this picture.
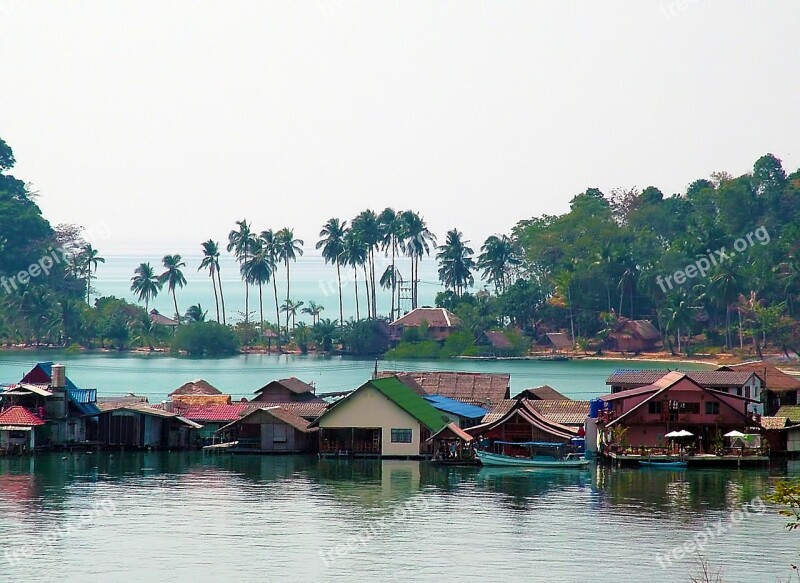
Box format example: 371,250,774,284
424,395,487,419
35,363,100,417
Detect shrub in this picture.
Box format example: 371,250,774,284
171,322,240,356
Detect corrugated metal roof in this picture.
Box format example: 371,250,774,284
254,377,316,395
720,362,800,392
607,369,757,388
529,400,589,426
424,395,487,419
776,406,800,423
428,422,473,442
379,371,510,405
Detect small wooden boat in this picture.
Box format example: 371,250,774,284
476,450,590,468
638,460,688,469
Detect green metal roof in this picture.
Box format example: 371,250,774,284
776,405,800,423
367,377,447,432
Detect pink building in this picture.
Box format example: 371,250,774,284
600,371,756,450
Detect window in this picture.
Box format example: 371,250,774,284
669,401,699,414
705,401,720,415
648,401,662,415
391,429,412,443
744,386,751,399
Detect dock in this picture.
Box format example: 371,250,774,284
604,451,769,468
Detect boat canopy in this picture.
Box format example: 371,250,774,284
493,441,567,447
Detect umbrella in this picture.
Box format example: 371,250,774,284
665,430,694,438
724,430,745,438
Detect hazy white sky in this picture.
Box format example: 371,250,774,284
1,1,798,254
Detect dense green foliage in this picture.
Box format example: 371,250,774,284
171,321,240,356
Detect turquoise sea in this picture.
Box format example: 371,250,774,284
93,251,444,324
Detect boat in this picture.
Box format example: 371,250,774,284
476,445,590,468
638,460,688,469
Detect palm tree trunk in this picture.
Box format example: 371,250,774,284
285,260,290,333
272,276,281,341
362,262,373,318
336,262,343,326
243,252,249,322
370,250,377,318
216,267,226,325
258,282,264,335
86,265,91,304
172,289,179,324
354,267,360,320
211,270,220,323
390,240,396,320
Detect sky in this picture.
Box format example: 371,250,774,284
1,1,799,255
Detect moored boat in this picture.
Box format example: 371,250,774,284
638,460,688,469
476,449,590,468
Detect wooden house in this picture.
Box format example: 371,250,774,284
251,377,325,403
217,406,317,453
95,404,201,449
474,331,514,356
311,377,448,458
1,362,100,446
599,371,755,449
168,379,231,407
718,362,800,415
466,399,578,455
607,318,661,353
0,406,45,453
607,369,764,415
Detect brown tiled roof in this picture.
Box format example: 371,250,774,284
516,385,569,400
97,395,150,411
378,371,510,405
760,416,789,430
467,399,577,439
607,369,756,388
481,331,513,349
254,377,316,396
387,373,428,396
545,333,572,350
244,401,328,420
390,308,460,328
719,362,800,393
149,309,178,326
481,399,516,423
529,400,589,426
220,406,313,433
612,319,661,341
169,379,223,397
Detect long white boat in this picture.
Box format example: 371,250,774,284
476,449,590,468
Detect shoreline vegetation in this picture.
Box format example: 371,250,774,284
2,134,800,364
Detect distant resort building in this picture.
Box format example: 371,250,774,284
474,331,514,356
607,318,662,353
389,307,460,342
149,309,179,329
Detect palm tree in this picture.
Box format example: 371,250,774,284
313,317,338,352
341,229,367,320
437,229,475,296
185,303,207,323
379,208,403,320
352,210,381,318
199,239,222,323
159,254,187,322
241,238,273,334
260,229,281,335
316,218,347,325
80,244,105,305
302,300,324,326
707,263,741,349
399,210,436,309
276,228,304,325
477,234,521,294
227,219,255,322
281,299,302,330
130,262,161,311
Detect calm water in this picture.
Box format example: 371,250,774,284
0,453,797,582
0,351,711,401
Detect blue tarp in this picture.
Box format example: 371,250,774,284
424,395,488,419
